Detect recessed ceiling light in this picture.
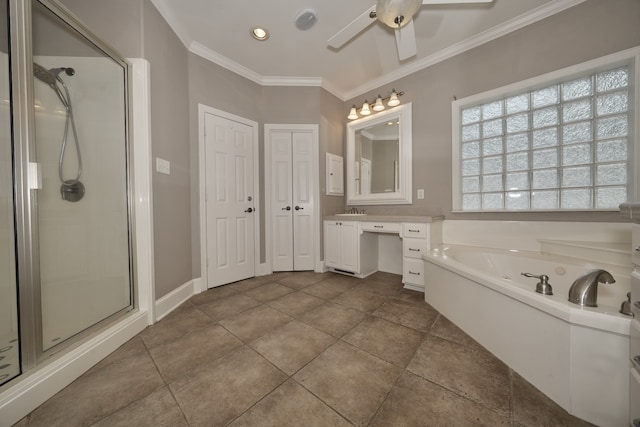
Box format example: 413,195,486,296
251,27,269,41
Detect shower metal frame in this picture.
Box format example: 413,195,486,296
8,0,137,372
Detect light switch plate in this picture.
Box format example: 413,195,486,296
417,189,424,199
156,157,170,175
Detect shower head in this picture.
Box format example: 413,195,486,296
33,62,57,87
50,67,75,77
33,62,75,87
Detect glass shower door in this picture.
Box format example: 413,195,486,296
31,0,132,351
0,0,20,386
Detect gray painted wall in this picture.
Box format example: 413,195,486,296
345,0,640,222
62,0,192,298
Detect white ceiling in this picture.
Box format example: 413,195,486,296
149,0,585,100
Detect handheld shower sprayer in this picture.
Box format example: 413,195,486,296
33,62,84,202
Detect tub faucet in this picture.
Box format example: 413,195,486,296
568,269,615,307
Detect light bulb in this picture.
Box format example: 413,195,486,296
373,95,385,112
347,106,358,120
360,100,371,116
387,90,400,107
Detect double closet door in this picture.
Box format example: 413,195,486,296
267,126,318,272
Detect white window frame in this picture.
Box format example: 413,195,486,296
452,46,640,212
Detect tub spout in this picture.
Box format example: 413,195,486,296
568,269,615,307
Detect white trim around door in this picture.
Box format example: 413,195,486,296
198,104,260,292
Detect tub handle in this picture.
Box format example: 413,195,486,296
521,273,553,296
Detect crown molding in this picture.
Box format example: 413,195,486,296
261,76,322,87
152,0,586,102
149,0,193,48
189,41,264,85
342,0,588,101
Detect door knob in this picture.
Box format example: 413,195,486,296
244,207,253,213
295,205,304,210
281,206,291,211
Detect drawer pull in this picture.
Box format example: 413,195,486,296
408,248,421,252
636,246,640,252
374,225,383,228
409,271,421,275
408,229,420,233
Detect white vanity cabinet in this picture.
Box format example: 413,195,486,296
323,216,442,287
323,220,377,276
401,223,429,291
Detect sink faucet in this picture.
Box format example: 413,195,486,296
568,269,615,307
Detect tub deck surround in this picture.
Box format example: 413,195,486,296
422,244,631,427
323,215,443,290
537,239,632,268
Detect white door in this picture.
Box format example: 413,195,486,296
205,112,255,287
268,127,317,272
292,131,315,270
270,131,294,271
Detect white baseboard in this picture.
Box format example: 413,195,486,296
403,283,425,293
0,311,148,427
256,263,270,276
154,278,200,321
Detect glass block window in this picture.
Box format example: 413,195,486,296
456,62,634,212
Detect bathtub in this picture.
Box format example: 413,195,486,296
423,244,631,427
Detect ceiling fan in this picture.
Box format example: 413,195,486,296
328,0,494,61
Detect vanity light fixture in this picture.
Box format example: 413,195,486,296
251,26,270,41
360,100,371,116
348,106,359,120
347,89,404,120
373,95,385,112
387,89,400,107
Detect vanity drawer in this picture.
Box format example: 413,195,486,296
403,238,428,259
401,223,427,239
403,258,425,286
360,222,401,233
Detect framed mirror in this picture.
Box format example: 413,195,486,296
346,103,412,205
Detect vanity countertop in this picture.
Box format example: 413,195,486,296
324,214,444,223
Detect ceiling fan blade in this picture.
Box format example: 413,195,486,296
395,19,417,61
328,5,377,49
422,0,493,4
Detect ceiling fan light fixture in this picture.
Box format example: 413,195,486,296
348,106,359,120
388,89,401,107
376,0,422,28
360,101,371,116
294,9,318,31
373,95,385,111
251,27,270,41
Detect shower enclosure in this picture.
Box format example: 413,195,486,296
1,0,134,387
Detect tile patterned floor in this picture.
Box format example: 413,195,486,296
15,271,592,426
